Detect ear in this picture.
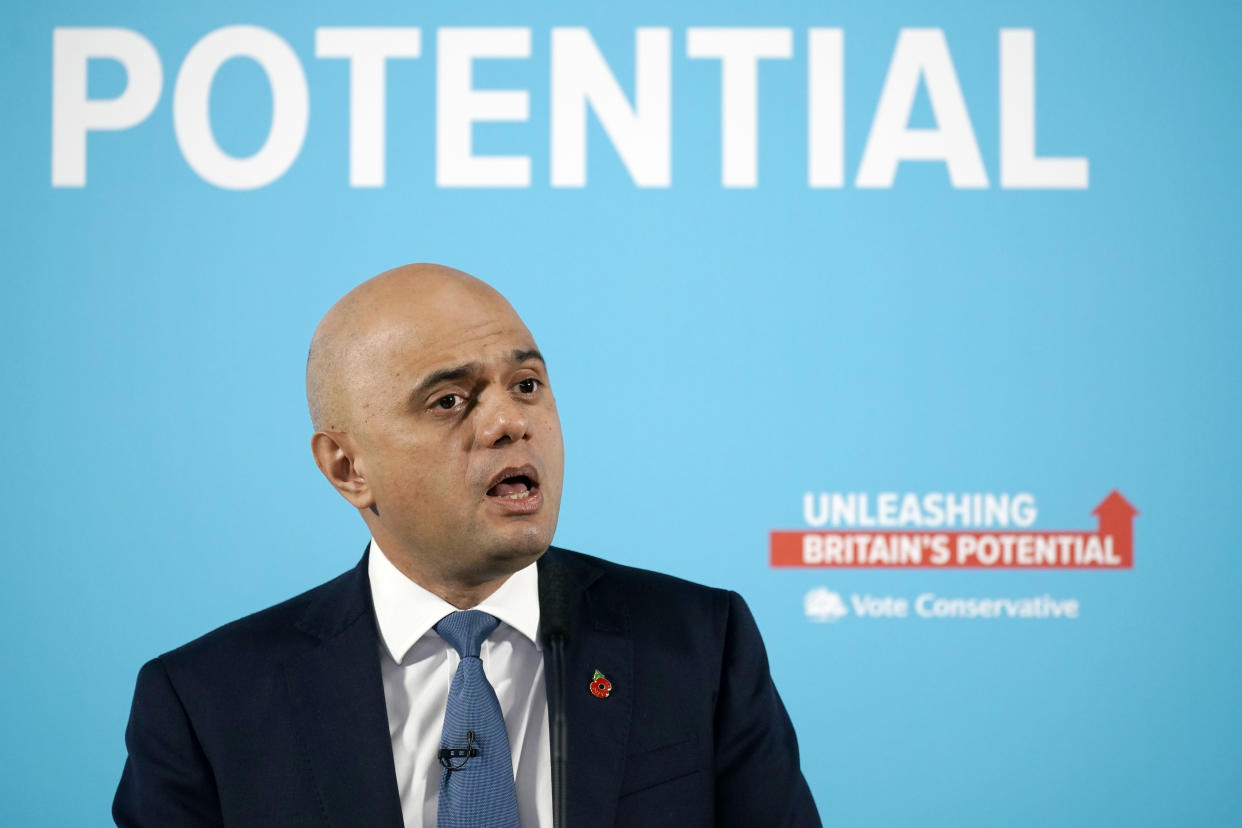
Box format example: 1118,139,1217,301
310,430,375,511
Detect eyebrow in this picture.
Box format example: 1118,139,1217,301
413,364,479,398
412,349,546,398
512,348,545,366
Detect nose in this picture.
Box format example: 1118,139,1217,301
476,390,529,447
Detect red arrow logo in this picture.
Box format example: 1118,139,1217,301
1092,489,1138,567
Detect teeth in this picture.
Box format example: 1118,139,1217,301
501,490,532,499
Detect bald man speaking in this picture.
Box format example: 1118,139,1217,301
113,265,820,828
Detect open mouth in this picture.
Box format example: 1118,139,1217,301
485,466,540,501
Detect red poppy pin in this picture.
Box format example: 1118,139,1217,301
589,669,612,699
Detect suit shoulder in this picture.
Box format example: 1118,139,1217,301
552,546,735,618
157,565,359,674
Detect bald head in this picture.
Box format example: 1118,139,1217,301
306,263,520,432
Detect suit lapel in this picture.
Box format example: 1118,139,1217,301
541,548,634,828
283,552,404,828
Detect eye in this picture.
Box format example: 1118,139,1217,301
516,378,540,394
434,394,462,410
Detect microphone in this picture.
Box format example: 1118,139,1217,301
438,730,479,770
538,556,570,828
539,554,571,642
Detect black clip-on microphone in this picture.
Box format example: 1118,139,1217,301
438,730,480,770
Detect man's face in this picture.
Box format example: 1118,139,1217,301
344,286,564,584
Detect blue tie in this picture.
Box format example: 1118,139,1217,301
434,610,520,828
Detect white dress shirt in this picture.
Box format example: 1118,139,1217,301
368,540,552,828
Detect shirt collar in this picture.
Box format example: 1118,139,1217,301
368,538,542,665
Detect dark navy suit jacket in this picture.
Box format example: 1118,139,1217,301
114,546,821,827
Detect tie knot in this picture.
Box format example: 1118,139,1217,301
434,610,500,658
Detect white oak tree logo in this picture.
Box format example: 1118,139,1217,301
804,588,849,623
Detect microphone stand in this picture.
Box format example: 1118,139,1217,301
539,557,570,828
548,633,567,828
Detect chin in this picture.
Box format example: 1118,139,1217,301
508,532,553,560
492,524,554,562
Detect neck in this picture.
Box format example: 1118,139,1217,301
427,575,511,610
371,537,513,609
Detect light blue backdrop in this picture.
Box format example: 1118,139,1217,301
3,1,1239,825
